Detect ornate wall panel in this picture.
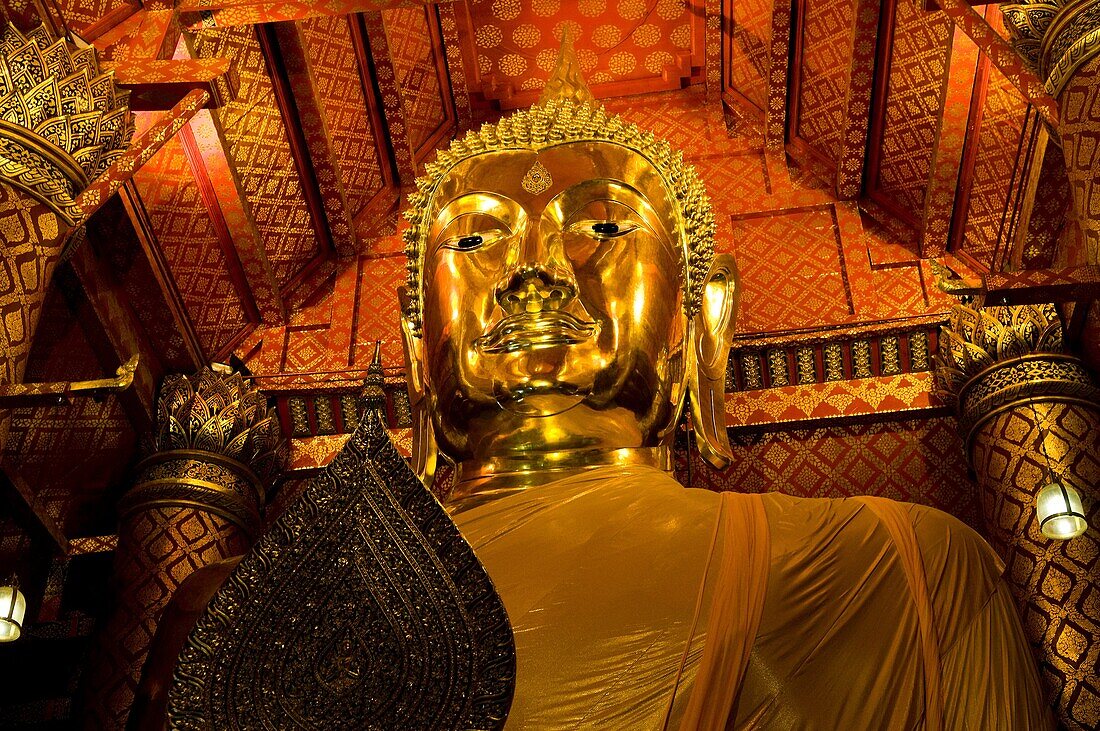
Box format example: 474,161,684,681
53,0,139,36
793,0,857,165
678,416,984,531
468,0,703,101
2,286,137,536
1018,139,1069,270
381,6,451,155
297,15,386,221
724,0,772,112
731,207,854,332
959,63,1030,269
85,197,195,373
870,0,953,217
191,26,321,289
132,127,250,357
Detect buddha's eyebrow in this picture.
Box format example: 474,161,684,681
434,192,521,228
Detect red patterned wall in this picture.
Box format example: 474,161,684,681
132,126,252,357
724,0,771,112
1018,140,1069,270
793,0,857,165
732,207,854,331
192,26,323,289
681,416,985,533
85,198,195,373
467,0,703,104
958,63,1030,270
870,0,953,219
2,285,137,537
298,15,388,221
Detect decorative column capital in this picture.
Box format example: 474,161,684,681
121,369,287,539
1002,0,1100,97
935,303,1100,441
0,22,133,225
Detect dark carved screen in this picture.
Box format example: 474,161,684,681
166,369,515,729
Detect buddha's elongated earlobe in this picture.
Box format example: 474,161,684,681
688,254,740,468
399,288,438,489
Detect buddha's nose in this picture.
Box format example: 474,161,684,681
496,264,577,316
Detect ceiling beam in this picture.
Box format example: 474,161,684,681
104,58,238,110
355,11,417,184
927,0,1058,128
920,25,982,258
75,89,211,222
271,21,359,257
178,0,428,30
0,469,69,555
256,24,338,261
94,8,180,62
178,118,286,324
764,0,793,150
834,0,881,199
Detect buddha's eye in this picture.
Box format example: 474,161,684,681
568,220,641,240
439,229,505,252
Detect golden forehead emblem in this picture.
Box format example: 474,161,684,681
520,160,553,195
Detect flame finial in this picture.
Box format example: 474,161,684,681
538,29,595,107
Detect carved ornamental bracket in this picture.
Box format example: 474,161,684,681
1002,0,1100,97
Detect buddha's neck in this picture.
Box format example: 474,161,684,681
446,445,672,511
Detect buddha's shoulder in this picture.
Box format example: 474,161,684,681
753,491,1002,577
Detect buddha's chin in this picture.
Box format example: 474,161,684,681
492,379,589,417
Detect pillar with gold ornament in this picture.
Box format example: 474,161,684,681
81,369,286,730
936,303,1099,731
0,22,133,446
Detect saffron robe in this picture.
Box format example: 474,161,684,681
451,465,1053,730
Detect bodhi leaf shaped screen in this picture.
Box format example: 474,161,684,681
166,356,516,730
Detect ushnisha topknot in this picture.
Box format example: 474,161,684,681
400,35,717,336
400,99,717,335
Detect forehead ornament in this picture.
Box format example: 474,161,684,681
520,159,553,195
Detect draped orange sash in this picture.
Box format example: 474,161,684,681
677,492,770,731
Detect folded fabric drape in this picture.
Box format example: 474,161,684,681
452,465,1053,730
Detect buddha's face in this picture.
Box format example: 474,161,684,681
414,142,688,461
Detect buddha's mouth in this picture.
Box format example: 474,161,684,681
476,311,597,354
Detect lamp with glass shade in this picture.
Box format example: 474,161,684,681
1027,400,1090,542
1037,481,1088,540
0,576,25,642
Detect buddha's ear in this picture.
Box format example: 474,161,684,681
398,287,438,489
688,254,740,469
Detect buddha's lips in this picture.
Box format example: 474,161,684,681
476,311,596,353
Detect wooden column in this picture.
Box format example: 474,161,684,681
81,369,285,730
937,303,1100,731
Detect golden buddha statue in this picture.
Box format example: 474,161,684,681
163,43,1053,731
394,44,1054,729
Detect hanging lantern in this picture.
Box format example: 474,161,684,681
0,580,26,642
1037,482,1088,540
